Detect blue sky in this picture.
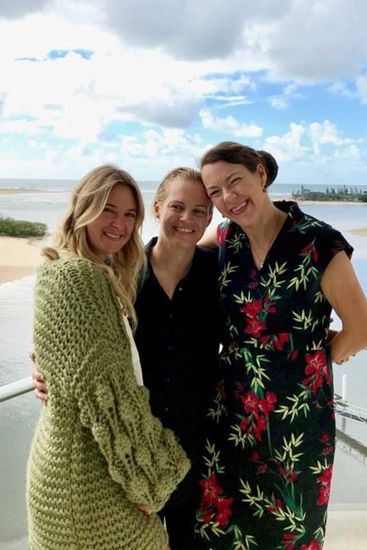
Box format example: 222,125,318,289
0,0,366,184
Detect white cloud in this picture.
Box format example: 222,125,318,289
200,109,263,137
308,120,354,154
264,123,308,162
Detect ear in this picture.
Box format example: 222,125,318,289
256,163,267,190
153,200,160,219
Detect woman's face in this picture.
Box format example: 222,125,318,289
201,160,267,226
154,178,212,249
86,184,138,259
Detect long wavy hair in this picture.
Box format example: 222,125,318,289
42,164,145,323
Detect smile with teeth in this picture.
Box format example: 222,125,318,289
230,199,249,214
175,226,194,233
104,231,124,240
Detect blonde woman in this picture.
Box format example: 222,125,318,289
26,165,190,550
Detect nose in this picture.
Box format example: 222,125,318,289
111,216,125,230
222,187,236,202
179,210,192,222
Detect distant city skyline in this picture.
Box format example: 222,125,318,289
0,0,366,185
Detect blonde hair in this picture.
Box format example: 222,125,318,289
153,167,212,213
43,164,145,324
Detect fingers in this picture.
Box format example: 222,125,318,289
34,388,48,403
137,504,153,516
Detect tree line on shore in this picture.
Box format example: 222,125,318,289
292,185,367,202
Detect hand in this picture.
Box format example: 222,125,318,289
137,504,153,516
30,353,49,404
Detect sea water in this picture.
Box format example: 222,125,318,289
1,180,367,548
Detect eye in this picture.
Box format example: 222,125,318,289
103,206,115,214
229,178,240,187
170,204,183,211
194,208,207,217
208,189,220,198
126,211,137,219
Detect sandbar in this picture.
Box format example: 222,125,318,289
0,236,44,284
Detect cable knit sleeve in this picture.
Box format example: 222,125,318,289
33,257,190,512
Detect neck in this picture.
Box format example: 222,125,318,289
243,204,286,271
242,203,284,246
150,237,196,298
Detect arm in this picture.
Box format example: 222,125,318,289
33,258,190,512
321,251,367,364
198,224,219,248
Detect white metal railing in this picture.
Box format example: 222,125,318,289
0,377,33,403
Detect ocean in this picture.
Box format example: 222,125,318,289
1,179,367,549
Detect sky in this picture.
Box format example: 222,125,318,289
0,0,366,185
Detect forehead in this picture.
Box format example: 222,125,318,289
108,184,137,207
201,161,244,185
165,177,210,205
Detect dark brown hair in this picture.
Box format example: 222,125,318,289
200,141,278,188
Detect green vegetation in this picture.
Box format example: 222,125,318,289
0,215,48,238
292,185,367,202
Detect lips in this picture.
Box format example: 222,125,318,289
104,231,124,240
230,199,249,215
174,226,195,234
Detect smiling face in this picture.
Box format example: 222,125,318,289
201,160,267,227
154,177,212,249
86,184,137,259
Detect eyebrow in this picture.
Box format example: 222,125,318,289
105,202,137,212
206,171,241,189
169,200,208,208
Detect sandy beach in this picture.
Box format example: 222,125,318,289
0,188,46,195
349,226,367,236
0,237,43,284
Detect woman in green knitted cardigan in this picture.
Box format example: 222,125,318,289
26,165,190,550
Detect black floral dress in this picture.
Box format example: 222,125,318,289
196,202,353,550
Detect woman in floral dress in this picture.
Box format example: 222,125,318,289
195,142,367,549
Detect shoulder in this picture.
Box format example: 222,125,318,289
293,208,353,259
36,256,112,305
38,256,105,282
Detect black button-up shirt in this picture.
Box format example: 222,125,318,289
134,237,223,462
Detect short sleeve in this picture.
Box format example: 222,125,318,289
315,225,353,272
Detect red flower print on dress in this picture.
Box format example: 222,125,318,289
198,474,233,528
316,485,330,505
239,391,277,442
241,300,262,318
266,498,285,515
199,473,223,506
244,317,266,337
215,497,234,527
241,392,262,415
261,391,277,414
316,464,333,505
282,532,297,550
302,350,330,395
300,540,322,550
278,465,298,484
318,465,333,486
319,433,330,444
273,332,290,351
217,223,232,245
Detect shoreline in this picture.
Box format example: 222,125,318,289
1,215,367,286
0,188,47,195
0,236,44,284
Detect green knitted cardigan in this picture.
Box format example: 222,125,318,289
27,256,190,550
